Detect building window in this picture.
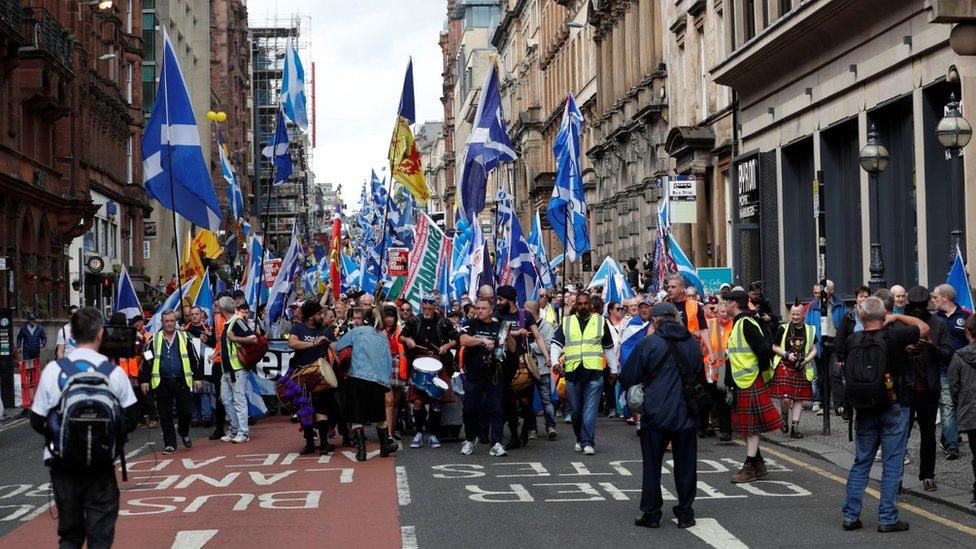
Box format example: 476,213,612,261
464,6,499,29
142,65,156,113
745,0,756,40
142,14,157,61
125,63,133,104
698,28,707,121
126,135,133,184
779,0,792,15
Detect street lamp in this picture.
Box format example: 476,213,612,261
937,92,972,263
859,123,890,289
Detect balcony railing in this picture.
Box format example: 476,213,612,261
21,7,73,75
0,0,23,40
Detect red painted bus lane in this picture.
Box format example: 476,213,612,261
4,418,402,548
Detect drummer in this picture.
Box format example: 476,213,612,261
400,294,458,449
287,300,335,455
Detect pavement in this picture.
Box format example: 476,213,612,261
763,408,976,515
0,412,974,547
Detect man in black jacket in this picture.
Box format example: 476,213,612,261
621,302,703,530
903,285,952,491
833,285,872,415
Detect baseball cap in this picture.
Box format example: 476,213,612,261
907,285,930,305
650,302,679,318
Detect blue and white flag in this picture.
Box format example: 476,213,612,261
451,218,474,301
281,42,309,132
268,223,305,333
550,254,564,270
668,234,704,297
245,371,269,418
495,188,513,279
467,225,486,301
341,254,361,294
528,210,554,295
142,27,221,231
506,211,537,307
547,94,589,261
605,273,635,309
114,265,141,321
619,314,650,367
217,129,244,221
194,268,214,322
948,244,974,313
242,235,266,315
262,107,293,185
147,277,196,334
458,63,516,221
587,256,620,289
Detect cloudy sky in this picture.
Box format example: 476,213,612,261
247,1,446,205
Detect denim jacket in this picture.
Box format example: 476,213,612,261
804,294,846,355
334,326,392,387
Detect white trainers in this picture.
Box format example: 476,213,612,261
231,434,249,444
574,442,582,452
583,446,595,455
410,432,424,448
489,443,508,457
428,435,442,448
461,440,477,455
220,433,235,443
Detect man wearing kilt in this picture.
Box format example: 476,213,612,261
770,301,818,439
724,290,784,483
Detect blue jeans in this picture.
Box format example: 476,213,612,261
462,374,505,445
939,371,959,452
192,381,215,422
535,372,556,429
843,403,910,525
566,369,603,447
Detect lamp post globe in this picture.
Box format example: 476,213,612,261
859,124,890,174
937,93,973,150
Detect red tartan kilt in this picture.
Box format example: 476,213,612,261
731,375,784,436
769,365,813,401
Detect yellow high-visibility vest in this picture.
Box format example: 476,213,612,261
772,322,816,382
151,331,193,389
561,314,605,373
728,316,773,389
224,316,245,371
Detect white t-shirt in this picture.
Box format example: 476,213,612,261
31,347,137,460
56,323,77,356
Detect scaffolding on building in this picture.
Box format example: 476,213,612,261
249,13,314,251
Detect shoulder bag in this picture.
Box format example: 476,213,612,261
666,339,713,417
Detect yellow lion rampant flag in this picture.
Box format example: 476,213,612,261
388,59,430,202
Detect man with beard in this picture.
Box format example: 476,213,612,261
400,295,458,449
287,300,335,455
550,292,617,454
494,285,550,448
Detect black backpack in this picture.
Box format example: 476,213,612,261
46,359,128,478
842,331,890,411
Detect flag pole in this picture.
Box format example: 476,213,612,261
377,167,393,300
258,107,282,316
161,33,185,312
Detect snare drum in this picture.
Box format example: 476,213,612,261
411,356,442,396
427,377,449,400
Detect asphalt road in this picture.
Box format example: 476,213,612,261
395,417,976,549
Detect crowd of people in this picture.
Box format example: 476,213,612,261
20,273,976,545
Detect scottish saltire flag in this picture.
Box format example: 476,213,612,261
528,210,554,295
458,63,516,221
389,59,429,202
948,245,975,313
495,188,513,279
245,371,269,418
262,106,292,185
242,221,251,238
619,314,650,367
605,273,635,310
215,276,227,296
268,224,305,332
281,42,309,131
194,268,214,322
667,234,704,297
142,27,221,230
147,277,196,334
391,188,417,248
506,211,537,307
587,256,619,289
550,254,564,270
242,235,266,315
217,129,244,221
114,265,141,321
451,218,474,300
341,254,361,293
370,171,388,220
547,94,589,261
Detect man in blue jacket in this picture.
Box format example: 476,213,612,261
621,302,703,530
804,279,846,415
16,313,47,361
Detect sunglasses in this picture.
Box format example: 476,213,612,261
400,308,411,313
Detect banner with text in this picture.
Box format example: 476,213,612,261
398,213,448,311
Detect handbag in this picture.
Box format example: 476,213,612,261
666,339,713,417
625,351,670,411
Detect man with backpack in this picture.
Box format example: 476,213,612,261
841,296,929,534
29,307,139,548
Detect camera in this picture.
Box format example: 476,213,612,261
99,326,139,359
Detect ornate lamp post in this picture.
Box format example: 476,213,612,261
937,92,972,263
859,123,890,290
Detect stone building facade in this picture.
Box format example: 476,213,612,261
0,0,147,320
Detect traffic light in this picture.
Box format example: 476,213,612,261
581,251,592,272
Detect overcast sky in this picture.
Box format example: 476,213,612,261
247,1,446,206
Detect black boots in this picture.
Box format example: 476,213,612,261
353,428,367,462
316,421,335,455
378,427,398,457
790,421,804,439
300,426,317,455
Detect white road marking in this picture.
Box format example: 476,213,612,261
674,518,748,549
396,466,411,505
116,442,154,466
401,525,418,549
341,450,380,461
19,501,52,522
171,529,219,549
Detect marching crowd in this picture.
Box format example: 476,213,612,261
19,273,976,546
